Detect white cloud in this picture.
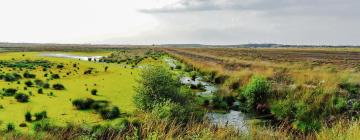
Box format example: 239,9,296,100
0,0,359,45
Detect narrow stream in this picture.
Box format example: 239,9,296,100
164,57,249,133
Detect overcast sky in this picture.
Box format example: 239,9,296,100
0,0,359,45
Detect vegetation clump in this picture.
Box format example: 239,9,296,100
25,80,34,87
91,89,98,95
25,111,32,122
52,83,65,90
134,66,188,111
14,93,29,102
3,88,17,96
51,74,60,79
72,98,120,120
34,111,48,121
23,71,36,78
240,75,271,113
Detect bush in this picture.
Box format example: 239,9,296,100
3,73,21,82
91,101,109,111
6,123,15,132
33,120,52,131
133,66,186,111
25,111,32,122
151,101,188,121
25,80,33,87
56,64,64,69
37,88,43,94
23,71,36,78
91,89,98,95
99,106,121,120
43,83,50,89
53,83,65,90
34,111,47,121
212,96,229,110
34,79,44,87
3,88,17,96
175,65,182,69
270,99,295,120
19,123,27,127
51,74,60,79
333,97,347,112
15,93,29,102
292,120,321,133
72,98,95,110
240,75,271,113
338,82,359,94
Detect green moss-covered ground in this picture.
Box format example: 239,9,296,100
0,51,162,132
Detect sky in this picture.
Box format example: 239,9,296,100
0,0,359,45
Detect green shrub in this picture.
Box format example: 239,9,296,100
133,66,186,111
151,100,188,121
3,88,17,96
91,100,109,111
56,64,64,69
25,111,32,122
6,123,15,132
15,93,29,102
19,123,27,127
338,82,359,94
37,88,43,94
91,89,98,95
72,98,95,110
25,80,33,87
53,83,65,90
212,96,229,110
352,102,360,110
292,120,321,133
33,120,52,131
43,83,50,89
175,65,182,69
34,79,44,87
99,106,121,120
270,99,295,120
23,71,36,78
34,111,47,121
333,97,347,112
3,73,21,82
241,75,271,113
51,74,60,79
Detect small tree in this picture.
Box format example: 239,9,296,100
241,75,271,113
133,66,186,111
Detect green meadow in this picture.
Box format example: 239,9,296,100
0,51,161,132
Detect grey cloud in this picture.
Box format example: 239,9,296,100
140,0,360,16
129,0,360,45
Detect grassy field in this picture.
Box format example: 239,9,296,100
0,51,161,132
0,46,359,139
